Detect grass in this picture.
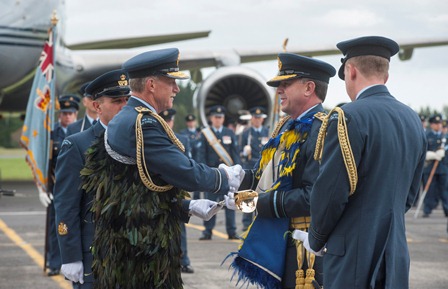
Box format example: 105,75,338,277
0,148,34,181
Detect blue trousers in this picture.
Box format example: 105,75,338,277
180,222,191,266
423,173,448,216
202,192,236,237
47,202,61,270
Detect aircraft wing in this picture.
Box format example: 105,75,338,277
65,31,211,50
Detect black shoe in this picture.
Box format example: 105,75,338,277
47,269,60,276
228,235,239,240
181,265,195,273
199,235,211,240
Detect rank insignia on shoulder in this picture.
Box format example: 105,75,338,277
58,222,68,235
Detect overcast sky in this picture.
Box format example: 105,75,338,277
64,0,448,111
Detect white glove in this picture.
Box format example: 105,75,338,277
38,185,52,208
435,149,445,159
189,199,222,221
61,261,84,284
219,164,245,190
292,230,325,257
243,145,252,157
425,151,439,161
224,192,237,210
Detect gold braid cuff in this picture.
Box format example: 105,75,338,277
314,107,358,195
135,106,185,192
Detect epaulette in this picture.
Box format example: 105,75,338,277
313,111,327,122
314,107,358,195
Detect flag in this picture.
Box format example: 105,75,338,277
20,23,57,192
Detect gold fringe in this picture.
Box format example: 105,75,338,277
134,106,185,192
314,107,358,195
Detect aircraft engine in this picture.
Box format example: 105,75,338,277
193,66,274,127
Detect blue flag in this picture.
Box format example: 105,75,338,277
20,25,57,192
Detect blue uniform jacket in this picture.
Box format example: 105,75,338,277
53,121,105,283
66,115,93,137
197,126,241,168
107,97,230,196
179,128,201,161
239,126,269,169
309,85,427,289
424,130,447,175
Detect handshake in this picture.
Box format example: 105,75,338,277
188,164,244,220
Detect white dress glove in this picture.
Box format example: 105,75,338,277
243,145,252,157
189,199,222,221
61,261,84,284
426,151,441,161
37,185,52,208
224,192,237,210
435,149,445,159
292,230,325,257
219,164,245,190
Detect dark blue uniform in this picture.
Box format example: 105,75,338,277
47,122,65,273
239,104,325,288
107,97,230,196
197,126,241,239
53,122,105,288
66,115,94,137
179,127,200,161
309,85,427,289
423,130,448,216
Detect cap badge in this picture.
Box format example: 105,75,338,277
58,222,68,235
176,52,180,66
256,109,261,114
217,107,222,112
277,57,282,71
64,101,70,107
118,74,128,86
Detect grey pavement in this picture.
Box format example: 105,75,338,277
0,181,447,289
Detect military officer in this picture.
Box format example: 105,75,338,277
228,53,336,289
66,82,98,136
197,105,241,240
239,106,269,231
296,36,427,289
80,48,243,289
41,94,80,276
53,69,130,288
422,114,448,217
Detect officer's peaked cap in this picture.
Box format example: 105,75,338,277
122,48,189,80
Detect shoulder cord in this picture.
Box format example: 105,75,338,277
271,115,291,138
135,106,185,192
314,107,358,195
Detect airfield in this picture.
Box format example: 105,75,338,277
0,180,447,289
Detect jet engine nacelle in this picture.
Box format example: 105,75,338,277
193,66,274,127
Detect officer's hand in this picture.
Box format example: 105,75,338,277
426,151,440,161
292,230,324,257
61,261,84,284
219,164,245,190
224,192,237,210
189,199,221,221
435,149,445,159
37,186,52,208
243,145,252,157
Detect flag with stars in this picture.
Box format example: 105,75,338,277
20,24,57,192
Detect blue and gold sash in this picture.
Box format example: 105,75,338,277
229,113,315,289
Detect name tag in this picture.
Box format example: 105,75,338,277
222,136,232,144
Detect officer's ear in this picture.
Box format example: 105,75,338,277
145,76,157,92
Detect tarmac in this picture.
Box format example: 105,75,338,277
0,180,447,289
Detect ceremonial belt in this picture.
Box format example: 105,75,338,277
201,127,234,166
291,216,316,289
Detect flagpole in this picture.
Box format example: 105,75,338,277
43,10,58,274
